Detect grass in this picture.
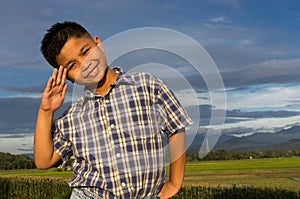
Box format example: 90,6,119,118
1,157,299,192
182,157,300,192
0,168,72,179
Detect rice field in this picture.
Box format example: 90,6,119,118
0,157,299,198
182,157,300,192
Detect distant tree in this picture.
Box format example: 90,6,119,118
0,152,35,170
188,149,300,161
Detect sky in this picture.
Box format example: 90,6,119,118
0,0,300,154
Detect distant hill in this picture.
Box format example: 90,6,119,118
22,153,34,159
214,136,270,152
0,152,35,169
187,126,300,153
247,126,300,144
271,138,300,151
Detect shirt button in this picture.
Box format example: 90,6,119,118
121,182,126,187
110,124,115,128
116,153,121,158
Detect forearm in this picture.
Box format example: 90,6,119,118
169,146,186,189
168,131,186,188
159,130,186,199
34,108,58,169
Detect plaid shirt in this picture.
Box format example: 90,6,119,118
52,67,192,199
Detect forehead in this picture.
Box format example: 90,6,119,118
56,37,94,66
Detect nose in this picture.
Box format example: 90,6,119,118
79,57,90,72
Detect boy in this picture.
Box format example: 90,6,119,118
34,21,192,199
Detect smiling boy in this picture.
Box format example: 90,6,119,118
34,21,192,199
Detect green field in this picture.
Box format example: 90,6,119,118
1,157,300,192
183,157,300,192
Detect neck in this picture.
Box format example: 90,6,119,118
92,67,118,96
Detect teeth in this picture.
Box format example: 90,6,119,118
89,67,98,77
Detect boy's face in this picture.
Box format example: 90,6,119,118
56,36,108,85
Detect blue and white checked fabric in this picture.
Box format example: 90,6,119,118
52,67,192,199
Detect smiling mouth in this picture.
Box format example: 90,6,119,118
82,60,100,79
87,66,99,78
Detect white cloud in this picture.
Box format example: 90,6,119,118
222,115,300,134
209,16,231,23
40,8,53,17
226,83,300,111
0,134,33,155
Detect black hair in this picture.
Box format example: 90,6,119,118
40,21,92,68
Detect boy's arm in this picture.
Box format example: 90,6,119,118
34,66,68,169
159,128,186,199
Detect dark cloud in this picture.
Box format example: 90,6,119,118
186,104,300,127
0,86,44,93
17,148,33,152
227,109,300,119
0,134,28,139
0,98,40,134
221,59,300,88
0,97,70,135
112,49,300,92
0,84,73,94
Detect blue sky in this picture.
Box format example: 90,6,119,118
0,0,300,154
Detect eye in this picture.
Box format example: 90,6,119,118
82,48,90,56
68,63,76,71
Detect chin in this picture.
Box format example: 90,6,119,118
86,74,105,87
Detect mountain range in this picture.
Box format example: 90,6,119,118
187,126,300,154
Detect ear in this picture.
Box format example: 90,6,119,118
94,36,104,51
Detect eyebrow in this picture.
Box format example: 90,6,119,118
64,44,90,68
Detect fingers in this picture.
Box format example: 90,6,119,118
51,66,67,88
45,76,54,92
61,82,68,97
61,66,67,85
59,68,68,97
51,68,58,88
56,66,63,85
42,66,68,104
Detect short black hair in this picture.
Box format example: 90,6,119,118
40,21,92,68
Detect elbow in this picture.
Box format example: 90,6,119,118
34,151,60,169
34,159,51,170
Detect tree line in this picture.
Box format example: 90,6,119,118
187,149,300,161
0,152,35,170
1,149,300,170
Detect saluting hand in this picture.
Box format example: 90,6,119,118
40,66,68,112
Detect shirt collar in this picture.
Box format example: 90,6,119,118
82,67,135,100
114,67,136,86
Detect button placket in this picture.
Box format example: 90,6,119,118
110,123,115,129
121,182,126,187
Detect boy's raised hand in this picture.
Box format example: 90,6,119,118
40,66,68,112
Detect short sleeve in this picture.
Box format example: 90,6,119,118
52,121,73,167
157,81,193,137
